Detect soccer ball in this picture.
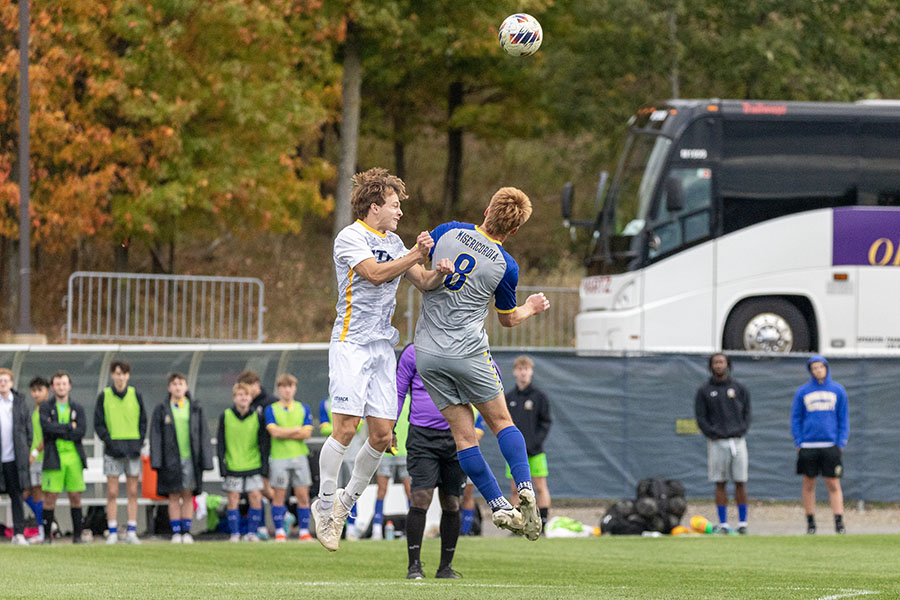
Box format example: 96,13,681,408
498,13,543,57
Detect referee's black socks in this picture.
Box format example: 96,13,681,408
43,508,55,543
407,507,427,566
439,510,460,570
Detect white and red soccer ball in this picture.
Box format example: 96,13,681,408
498,13,542,57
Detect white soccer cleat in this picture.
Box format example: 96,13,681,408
181,533,194,544
11,534,29,546
229,534,241,543
491,505,525,534
311,498,340,552
244,533,260,542
171,533,183,544
125,530,141,544
105,532,118,545
516,488,542,541
371,524,383,541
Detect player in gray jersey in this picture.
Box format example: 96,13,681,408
312,167,452,552
414,186,550,541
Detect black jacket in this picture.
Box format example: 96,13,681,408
505,384,552,457
250,387,277,415
0,389,33,493
149,394,213,496
39,398,87,472
216,407,270,478
694,377,751,440
94,386,148,459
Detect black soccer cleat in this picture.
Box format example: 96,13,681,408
435,565,461,579
406,560,425,580
737,525,748,535
807,522,817,535
836,523,847,534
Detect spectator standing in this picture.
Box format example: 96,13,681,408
505,355,553,531
94,360,148,544
694,353,751,534
0,368,32,546
791,355,849,534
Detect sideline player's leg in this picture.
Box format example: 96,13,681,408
477,395,541,540
440,404,524,535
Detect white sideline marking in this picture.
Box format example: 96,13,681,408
206,582,611,590
763,587,879,600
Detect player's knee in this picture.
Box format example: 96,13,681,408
411,489,433,509
439,493,460,512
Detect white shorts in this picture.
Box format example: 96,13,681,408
328,339,398,420
103,455,142,478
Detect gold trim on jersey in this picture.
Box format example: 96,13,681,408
494,306,516,313
339,269,354,341
476,225,502,244
357,219,386,238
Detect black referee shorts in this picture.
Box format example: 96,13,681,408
797,446,843,478
406,425,467,497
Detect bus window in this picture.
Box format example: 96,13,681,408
861,120,900,206
615,135,672,236
720,120,857,233
649,168,713,259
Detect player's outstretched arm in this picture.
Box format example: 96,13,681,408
405,257,454,291
353,231,434,286
497,292,550,328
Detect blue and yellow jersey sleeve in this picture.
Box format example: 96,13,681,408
494,249,519,313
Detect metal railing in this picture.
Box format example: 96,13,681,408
66,272,266,343
403,285,579,348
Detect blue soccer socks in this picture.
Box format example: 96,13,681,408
226,510,240,535
457,446,511,511
497,426,532,491
373,499,384,526
272,505,286,532
460,509,475,534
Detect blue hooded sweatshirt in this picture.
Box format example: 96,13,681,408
790,355,849,449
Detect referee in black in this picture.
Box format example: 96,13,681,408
397,344,467,580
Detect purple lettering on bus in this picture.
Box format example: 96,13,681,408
832,207,900,266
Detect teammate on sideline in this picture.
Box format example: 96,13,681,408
94,360,148,544
505,355,553,532
414,187,550,541
0,368,32,546
41,371,87,544
150,373,214,543
218,382,269,542
24,377,50,542
238,370,276,539
371,395,411,541
694,353,751,535
265,374,315,542
311,167,452,552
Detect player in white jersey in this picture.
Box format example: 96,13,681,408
414,186,550,541
312,167,452,552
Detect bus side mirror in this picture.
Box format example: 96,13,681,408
562,182,574,220
665,176,684,213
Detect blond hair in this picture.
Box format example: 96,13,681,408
483,187,532,236
350,167,408,221
513,355,534,370
232,382,252,396
276,373,297,387
0,367,13,381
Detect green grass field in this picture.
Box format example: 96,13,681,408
3,535,899,599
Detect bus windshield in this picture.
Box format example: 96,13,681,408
610,133,671,236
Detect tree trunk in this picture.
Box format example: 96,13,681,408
443,81,464,218
393,113,406,182
333,19,362,240
114,241,129,272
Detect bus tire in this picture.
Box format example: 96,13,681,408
723,298,812,353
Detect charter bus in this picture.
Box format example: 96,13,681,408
562,99,900,354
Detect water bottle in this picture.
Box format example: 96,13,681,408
385,520,395,541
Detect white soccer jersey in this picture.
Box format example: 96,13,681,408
330,220,409,345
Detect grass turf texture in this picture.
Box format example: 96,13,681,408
2,535,898,599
